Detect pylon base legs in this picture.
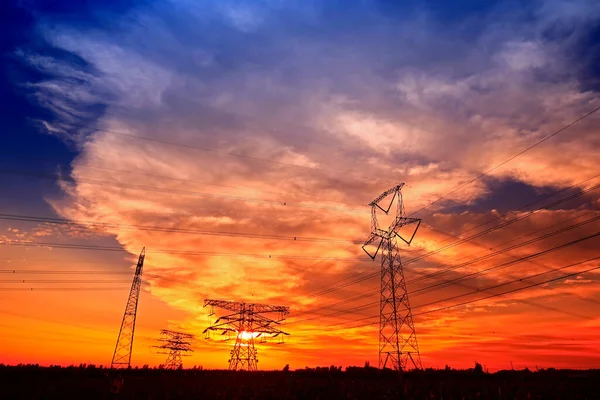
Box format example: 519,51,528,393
379,239,422,371
229,336,258,371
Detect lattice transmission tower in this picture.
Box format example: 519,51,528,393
111,248,145,369
153,329,195,369
203,299,289,371
362,183,423,371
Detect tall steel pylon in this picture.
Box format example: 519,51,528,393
111,248,145,369
362,183,423,371
153,329,194,370
203,299,289,371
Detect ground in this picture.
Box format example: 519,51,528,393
1,365,598,399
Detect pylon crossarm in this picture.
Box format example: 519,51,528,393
373,228,391,238
160,329,194,339
204,299,289,314
134,248,146,274
389,218,421,245
369,184,405,208
204,299,243,311
388,216,420,232
204,299,289,371
374,190,398,214
153,329,194,369
362,234,383,260
252,313,283,325
213,313,244,324
258,305,289,314
204,324,238,334
253,324,288,335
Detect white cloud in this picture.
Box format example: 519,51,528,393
497,41,547,71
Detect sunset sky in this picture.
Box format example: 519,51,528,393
1,0,600,371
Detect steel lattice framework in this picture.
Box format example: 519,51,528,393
111,248,145,369
153,329,195,370
203,299,289,371
362,183,423,371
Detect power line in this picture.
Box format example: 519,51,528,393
218,194,600,315
412,262,600,318
11,211,598,322
269,169,599,298
407,105,600,216
0,287,129,291
0,256,129,265
402,207,595,280
411,174,600,273
407,231,600,302
412,171,600,257
15,215,591,315
0,241,370,261
413,256,600,312
408,216,600,293
296,179,599,301
0,323,115,346
76,163,365,208
290,209,599,315
405,210,600,311
27,106,598,299
0,213,362,244
290,207,595,318
45,121,398,186
0,169,367,214
0,279,130,283
0,309,158,345
299,256,600,330
267,173,600,298
286,234,600,325
0,269,132,275
4,223,596,321
276,207,596,313
403,183,600,269
0,270,231,291
9,109,596,307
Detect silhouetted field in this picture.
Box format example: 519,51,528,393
1,364,598,399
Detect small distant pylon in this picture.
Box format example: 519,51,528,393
111,248,145,369
363,184,423,371
203,299,289,371
153,330,195,370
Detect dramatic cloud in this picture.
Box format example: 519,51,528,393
5,0,600,369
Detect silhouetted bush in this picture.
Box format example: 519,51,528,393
0,364,598,399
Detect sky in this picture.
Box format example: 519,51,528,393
1,0,599,371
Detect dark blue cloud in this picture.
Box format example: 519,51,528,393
0,1,76,214
443,178,571,215
572,24,600,92
18,0,142,26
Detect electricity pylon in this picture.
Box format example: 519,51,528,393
153,329,194,370
111,248,145,369
203,299,289,371
362,183,423,371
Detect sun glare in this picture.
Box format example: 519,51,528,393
239,331,259,340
